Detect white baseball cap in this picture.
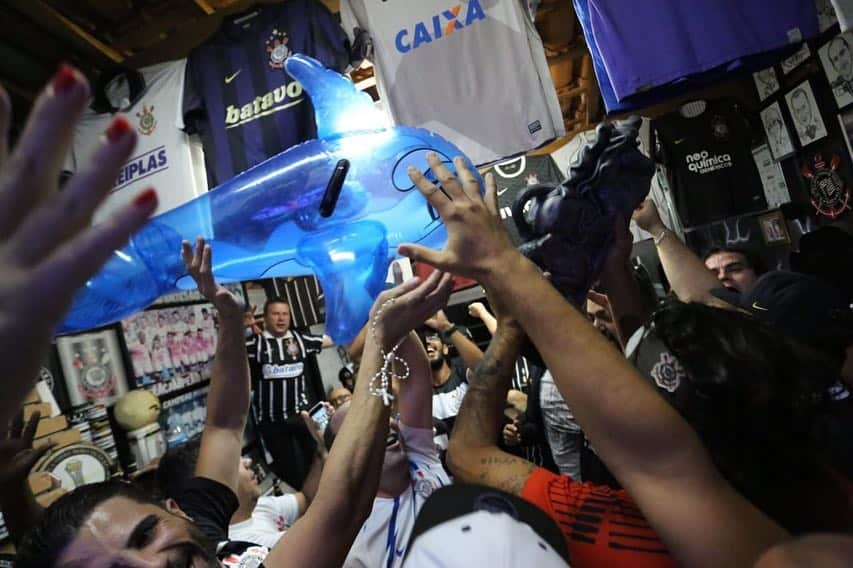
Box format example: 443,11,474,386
402,484,570,567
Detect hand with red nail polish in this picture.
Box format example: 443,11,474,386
0,67,157,428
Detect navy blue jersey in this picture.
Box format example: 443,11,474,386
185,0,348,186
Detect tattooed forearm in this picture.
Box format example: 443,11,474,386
455,326,523,446
477,455,537,495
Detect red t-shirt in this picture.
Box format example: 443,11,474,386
521,467,675,568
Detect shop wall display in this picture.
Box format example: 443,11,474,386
40,346,71,413
760,102,797,160
56,329,129,407
818,31,853,109
152,282,245,307
758,210,792,245
121,304,218,397
160,386,208,447
753,67,780,102
781,43,812,74
785,80,829,146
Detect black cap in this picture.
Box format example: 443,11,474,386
712,271,852,354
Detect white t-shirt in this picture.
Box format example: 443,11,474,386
343,424,451,567
340,0,564,166
228,493,302,549
66,60,208,223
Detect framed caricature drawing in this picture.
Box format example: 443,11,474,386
753,67,780,102
785,81,828,147
819,31,853,110
760,102,795,160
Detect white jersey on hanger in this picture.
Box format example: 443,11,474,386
66,60,208,223
831,0,853,31
340,0,564,166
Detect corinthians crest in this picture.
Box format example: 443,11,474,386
266,28,292,69
801,153,852,219
136,104,157,136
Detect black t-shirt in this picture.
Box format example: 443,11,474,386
653,99,766,227
483,155,565,245
177,476,271,565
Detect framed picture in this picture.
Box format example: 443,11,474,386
781,43,811,74
760,102,796,160
816,0,840,32
819,31,853,109
758,210,791,246
56,328,129,407
753,67,780,101
785,81,828,147
121,303,219,397
159,386,209,446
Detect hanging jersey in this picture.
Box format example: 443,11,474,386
67,60,207,223
343,424,449,568
246,330,324,422
587,0,818,101
485,155,565,245
185,0,348,186
653,99,767,228
340,0,564,166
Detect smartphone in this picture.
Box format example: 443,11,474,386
308,402,331,431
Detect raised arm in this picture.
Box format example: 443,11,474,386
396,326,432,430
633,199,730,307
182,238,249,494
447,304,536,495
468,301,497,335
425,309,484,369
266,271,453,568
398,154,787,568
598,217,655,344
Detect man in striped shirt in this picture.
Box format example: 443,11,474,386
246,297,333,488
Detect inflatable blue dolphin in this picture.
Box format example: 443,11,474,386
59,55,480,344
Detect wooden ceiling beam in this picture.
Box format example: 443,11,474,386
193,0,216,15
6,0,128,64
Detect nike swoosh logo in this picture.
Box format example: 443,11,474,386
396,547,406,557
497,187,510,196
751,302,769,311
674,138,686,144
225,70,241,84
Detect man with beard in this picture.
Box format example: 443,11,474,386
419,309,484,431
322,322,451,567
16,239,455,568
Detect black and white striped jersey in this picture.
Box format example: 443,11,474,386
246,330,324,422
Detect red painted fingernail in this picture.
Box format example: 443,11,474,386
133,188,158,208
106,116,132,142
52,64,78,93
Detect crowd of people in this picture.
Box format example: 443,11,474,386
1,66,853,567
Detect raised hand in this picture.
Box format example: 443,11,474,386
368,270,454,350
632,199,665,234
181,237,244,320
467,301,488,320
424,309,453,333
0,66,158,424
502,421,522,447
398,153,517,279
